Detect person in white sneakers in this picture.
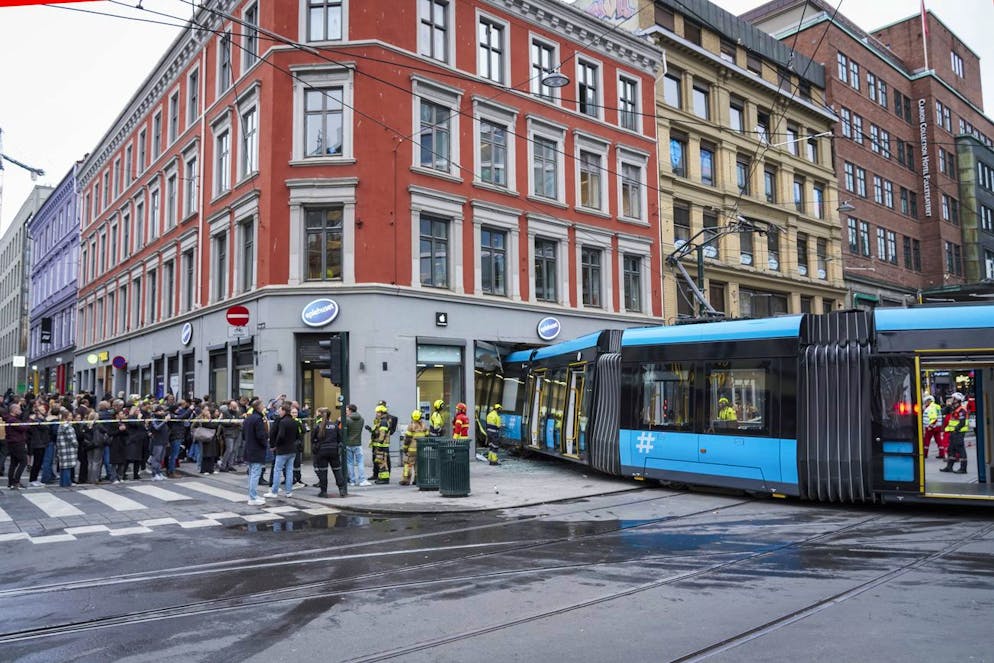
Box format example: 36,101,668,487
243,399,270,506
264,404,297,499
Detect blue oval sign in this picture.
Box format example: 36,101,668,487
537,317,561,341
180,322,193,346
301,298,340,328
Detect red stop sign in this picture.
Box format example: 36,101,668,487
226,305,250,326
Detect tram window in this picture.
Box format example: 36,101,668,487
879,365,915,439
501,374,522,412
707,366,767,434
638,363,692,431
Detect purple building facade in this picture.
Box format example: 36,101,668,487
27,164,80,394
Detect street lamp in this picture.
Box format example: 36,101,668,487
837,200,856,213
541,69,570,88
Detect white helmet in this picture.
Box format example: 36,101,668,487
923,394,934,403
951,392,965,403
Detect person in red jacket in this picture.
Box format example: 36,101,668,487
452,403,470,439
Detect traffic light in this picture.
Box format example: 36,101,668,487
319,334,344,386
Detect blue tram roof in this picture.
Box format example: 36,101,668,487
875,304,994,332
622,315,804,347
504,331,603,363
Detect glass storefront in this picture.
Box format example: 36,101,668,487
210,350,228,402
416,343,463,424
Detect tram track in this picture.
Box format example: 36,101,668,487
0,491,757,643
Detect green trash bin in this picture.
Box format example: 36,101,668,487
416,437,440,491
439,439,471,497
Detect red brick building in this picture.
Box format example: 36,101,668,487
744,1,994,306
74,0,662,419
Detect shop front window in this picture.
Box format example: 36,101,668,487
416,344,463,427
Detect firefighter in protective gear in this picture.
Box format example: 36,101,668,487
486,404,503,465
428,399,447,437
940,392,970,474
400,410,428,485
717,397,737,421
922,394,945,458
452,403,470,439
371,405,392,483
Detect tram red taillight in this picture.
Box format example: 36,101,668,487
894,401,915,416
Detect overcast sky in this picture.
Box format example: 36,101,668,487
1,0,992,232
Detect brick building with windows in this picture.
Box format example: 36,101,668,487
73,0,661,420
578,0,847,320
743,1,994,306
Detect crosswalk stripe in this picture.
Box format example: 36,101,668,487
78,488,147,511
178,519,222,528
302,507,339,516
202,512,241,520
263,506,298,514
0,533,30,542
138,517,180,527
109,526,153,536
30,534,77,544
0,506,11,522
127,485,193,502
181,481,247,503
243,513,282,522
22,493,84,518
65,525,111,535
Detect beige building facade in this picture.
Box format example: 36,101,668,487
577,0,848,321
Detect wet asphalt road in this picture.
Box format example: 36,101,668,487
0,489,992,663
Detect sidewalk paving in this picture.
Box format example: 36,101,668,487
177,453,642,514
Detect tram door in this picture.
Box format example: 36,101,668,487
561,365,585,458
525,370,545,448
872,357,919,494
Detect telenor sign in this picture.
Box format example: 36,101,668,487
301,298,340,328
537,317,561,341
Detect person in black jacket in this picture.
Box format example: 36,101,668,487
124,405,148,481
312,408,348,498
4,403,29,489
264,404,298,499
244,399,270,505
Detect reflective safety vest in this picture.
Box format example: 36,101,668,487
403,421,428,448
923,402,942,428
486,409,502,433
429,410,445,436
372,417,391,447
945,405,969,433
718,406,737,421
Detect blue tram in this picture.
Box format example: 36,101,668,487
500,305,994,505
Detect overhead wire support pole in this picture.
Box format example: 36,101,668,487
665,216,775,320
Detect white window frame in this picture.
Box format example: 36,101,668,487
411,76,463,180
300,0,348,43
212,114,232,198
165,167,178,230
417,0,454,64
186,66,200,125
409,185,465,293
527,116,566,205
617,72,641,134
217,28,233,95
475,9,508,85
179,232,199,314
617,146,649,225
242,1,260,71
290,65,354,163
286,177,357,286
617,234,652,316
168,87,181,145
148,182,161,241
472,97,517,193
575,226,613,311
208,212,231,304
237,85,260,181
526,213,569,306
183,145,199,219
471,200,520,300
573,131,609,214
233,193,259,294
576,56,604,121
529,34,561,104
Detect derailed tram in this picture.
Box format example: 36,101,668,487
500,304,994,506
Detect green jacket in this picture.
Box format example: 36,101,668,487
344,412,364,447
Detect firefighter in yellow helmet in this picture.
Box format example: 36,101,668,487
486,404,503,465
400,410,428,485
371,405,392,484
428,399,447,437
717,397,737,421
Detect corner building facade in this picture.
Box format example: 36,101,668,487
74,0,662,424
743,1,994,306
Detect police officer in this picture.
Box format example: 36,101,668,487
940,392,970,474
428,399,446,437
485,404,503,466
452,403,470,439
922,394,944,458
400,410,428,486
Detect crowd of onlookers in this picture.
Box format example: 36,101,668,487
0,389,319,492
